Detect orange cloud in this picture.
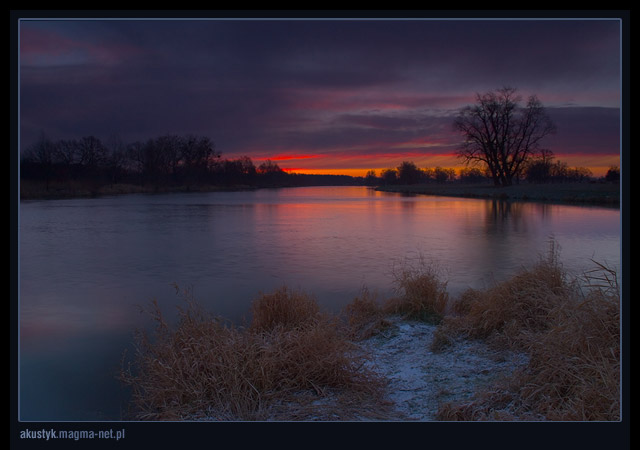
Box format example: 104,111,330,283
278,151,619,179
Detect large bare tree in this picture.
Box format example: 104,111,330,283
454,87,556,186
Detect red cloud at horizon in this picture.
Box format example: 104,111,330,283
270,149,619,178
268,154,321,161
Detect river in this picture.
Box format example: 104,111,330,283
18,186,620,421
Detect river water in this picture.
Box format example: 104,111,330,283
18,186,620,421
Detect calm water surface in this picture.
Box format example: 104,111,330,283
19,186,620,421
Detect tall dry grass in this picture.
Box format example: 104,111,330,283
385,256,449,323
119,295,266,420
120,285,388,421
439,245,571,350
514,261,621,420
435,254,621,421
120,249,620,421
249,286,320,332
340,287,391,341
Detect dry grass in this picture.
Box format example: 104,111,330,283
119,285,389,421
439,244,571,350
249,286,320,332
119,295,264,420
120,249,620,421
384,256,449,323
514,263,621,420
435,254,621,421
340,287,391,341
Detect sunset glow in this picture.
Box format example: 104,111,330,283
18,17,622,179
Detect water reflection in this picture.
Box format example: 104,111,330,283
19,187,620,420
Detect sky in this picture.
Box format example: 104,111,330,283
18,15,623,177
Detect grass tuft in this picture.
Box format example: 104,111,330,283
441,245,570,350
249,286,321,332
340,287,391,341
120,247,620,421
515,263,620,420
120,285,388,421
434,255,620,421
385,256,449,323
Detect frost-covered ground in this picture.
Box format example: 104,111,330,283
193,316,530,422
358,316,529,421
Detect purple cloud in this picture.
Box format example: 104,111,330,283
19,17,621,174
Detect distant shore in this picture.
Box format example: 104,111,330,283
375,182,620,207
18,178,359,201
18,181,266,201
19,180,620,207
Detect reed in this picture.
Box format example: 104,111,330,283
435,256,620,421
249,285,321,332
385,256,449,323
120,250,620,421
340,287,391,341
120,285,387,421
440,244,570,350
515,262,620,420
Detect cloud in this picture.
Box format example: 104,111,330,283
546,106,620,155
18,18,621,173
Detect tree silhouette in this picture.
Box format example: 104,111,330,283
605,166,620,183
396,161,423,185
257,159,284,175
454,87,556,186
181,135,218,186
433,166,456,184
459,167,488,184
21,132,56,190
364,169,379,186
380,168,398,185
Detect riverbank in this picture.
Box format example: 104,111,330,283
19,176,365,201
119,252,620,421
20,180,620,206
18,180,259,200
376,182,620,207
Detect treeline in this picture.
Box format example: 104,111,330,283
525,157,620,184
20,133,363,194
363,162,490,186
365,160,620,187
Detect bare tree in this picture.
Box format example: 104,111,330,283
104,134,128,185
454,87,556,186
21,132,56,189
257,159,284,175
181,135,218,185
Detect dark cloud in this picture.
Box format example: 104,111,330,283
19,18,621,171
546,106,620,154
